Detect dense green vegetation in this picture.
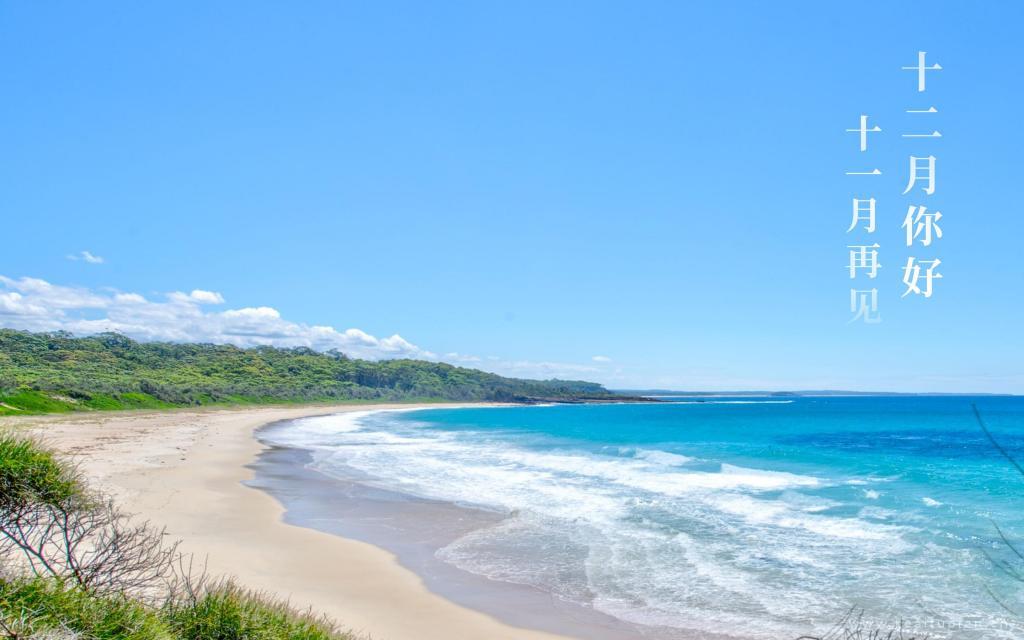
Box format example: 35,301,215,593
0,577,174,640
0,329,616,415
0,434,82,511
162,583,344,640
0,435,355,639
0,577,349,640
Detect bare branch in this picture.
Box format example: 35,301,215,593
0,495,179,600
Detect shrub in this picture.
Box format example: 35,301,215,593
0,435,82,512
162,582,350,640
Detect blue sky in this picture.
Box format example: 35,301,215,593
1,1,1021,392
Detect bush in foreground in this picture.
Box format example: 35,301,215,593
0,435,82,512
0,435,356,640
0,576,173,640
163,582,346,640
0,577,352,640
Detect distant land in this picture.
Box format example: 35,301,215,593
0,330,646,415
617,389,1015,397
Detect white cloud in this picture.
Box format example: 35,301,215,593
168,289,225,305
445,352,482,363
187,289,224,304
66,251,105,264
0,276,109,310
486,359,602,379
114,293,147,304
592,355,612,362
0,275,429,361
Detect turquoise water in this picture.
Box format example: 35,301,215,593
266,396,1024,639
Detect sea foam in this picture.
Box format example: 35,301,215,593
259,402,1024,640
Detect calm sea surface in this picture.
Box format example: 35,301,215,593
261,396,1024,639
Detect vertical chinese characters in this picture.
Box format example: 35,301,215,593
845,112,882,323
844,51,943,324
901,52,943,299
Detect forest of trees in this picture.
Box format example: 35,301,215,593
0,330,619,414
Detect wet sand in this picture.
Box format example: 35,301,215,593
248,438,651,640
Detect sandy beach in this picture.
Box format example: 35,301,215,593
2,404,574,640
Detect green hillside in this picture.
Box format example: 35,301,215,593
0,329,617,415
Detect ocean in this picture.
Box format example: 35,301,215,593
256,396,1024,639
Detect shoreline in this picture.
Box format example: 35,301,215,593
250,424,656,640
5,403,577,640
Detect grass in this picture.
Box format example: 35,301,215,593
163,583,353,640
113,393,177,410
0,578,355,640
0,433,83,510
0,390,76,415
0,386,377,418
0,387,458,418
0,577,175,640
0,389,180,416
